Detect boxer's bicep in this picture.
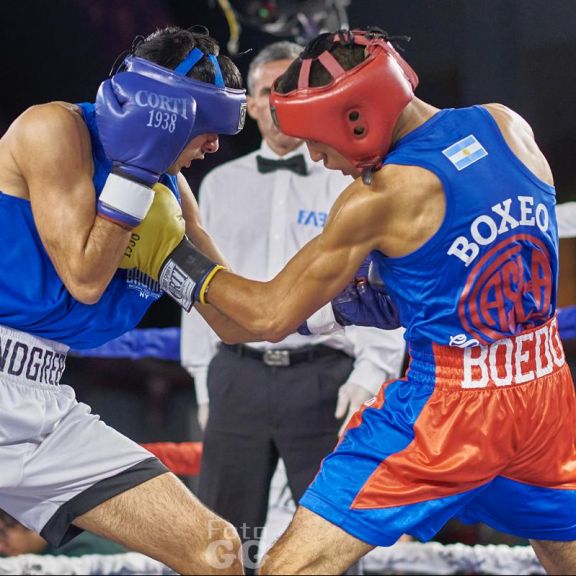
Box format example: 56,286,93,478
15,105,128,302
22,107,94,238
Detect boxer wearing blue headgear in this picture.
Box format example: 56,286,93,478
95,30,246,228
0,25,246,574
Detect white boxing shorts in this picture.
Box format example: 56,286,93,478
0,324,168,547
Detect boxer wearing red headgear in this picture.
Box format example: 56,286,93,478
270,28,418,184
118,26,576,575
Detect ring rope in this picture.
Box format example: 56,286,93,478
364,541,544,575
69,309,576,363
0,541,544,575
0,552,174,575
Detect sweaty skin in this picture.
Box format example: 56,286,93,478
197,99,554,344
0,102,227,305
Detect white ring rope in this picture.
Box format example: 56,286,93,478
364,541,545,575
0,552,174,575
0,541,544,575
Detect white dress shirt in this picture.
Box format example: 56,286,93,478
556,202,576,238
181,141,406,403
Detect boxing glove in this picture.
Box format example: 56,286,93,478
96,71,196,228
298,257,401,335
120,183,223,311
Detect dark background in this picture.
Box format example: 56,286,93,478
3,0,574,330
1,0,575,445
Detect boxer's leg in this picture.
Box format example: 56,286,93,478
530,540,576,575
75,472,243,575
0,381,243,576
259,506,373,575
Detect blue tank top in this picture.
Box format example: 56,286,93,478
0,102,179,349
371,105,558,347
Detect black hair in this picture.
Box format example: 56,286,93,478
275,30,364,93
133,25,243,89
275,27,409,93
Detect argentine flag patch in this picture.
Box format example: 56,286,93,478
442,135,488,171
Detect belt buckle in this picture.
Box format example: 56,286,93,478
263,349,290,367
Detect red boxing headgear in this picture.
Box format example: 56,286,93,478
270,29,418,182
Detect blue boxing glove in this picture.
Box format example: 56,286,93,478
332,264,401,328
95,71,196,228
298,258,401,335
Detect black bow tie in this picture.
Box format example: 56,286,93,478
256,154,308,176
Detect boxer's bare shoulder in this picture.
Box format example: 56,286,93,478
328,162,445,259
483,103,553,185
0,102,92,200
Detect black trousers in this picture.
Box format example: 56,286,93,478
198,344,354,571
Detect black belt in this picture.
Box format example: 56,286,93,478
221,343,345,367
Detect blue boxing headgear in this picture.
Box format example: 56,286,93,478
119,47,247,139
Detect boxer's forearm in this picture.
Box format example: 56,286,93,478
202,271,304,342
194,302,265,344
204,251,351,343
156,234,326,334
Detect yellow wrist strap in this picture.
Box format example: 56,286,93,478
198,265,227,305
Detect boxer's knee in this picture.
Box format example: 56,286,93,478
140,513,242,574
194,517,243,574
